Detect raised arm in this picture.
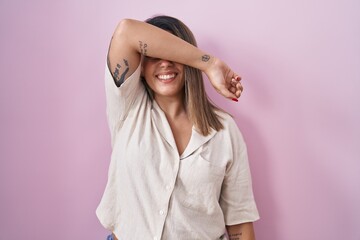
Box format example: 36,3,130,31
108,18,242,99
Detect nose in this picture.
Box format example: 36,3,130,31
158,59,173,67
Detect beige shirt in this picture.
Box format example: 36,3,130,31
96,63,259,240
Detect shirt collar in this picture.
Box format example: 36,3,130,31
151,100,217,159
180,126,216,159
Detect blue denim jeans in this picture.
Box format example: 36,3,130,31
106,234,114,240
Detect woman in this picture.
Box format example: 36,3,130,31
96,15,259,240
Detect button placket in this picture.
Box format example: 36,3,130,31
155,154,180,240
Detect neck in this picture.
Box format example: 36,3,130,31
154,95,186,119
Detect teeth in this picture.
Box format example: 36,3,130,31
158,74,175,80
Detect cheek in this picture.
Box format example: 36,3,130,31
177,66,185,79
179,71,186,85
142,68,154,83
142,61,153,75
143,76,153,89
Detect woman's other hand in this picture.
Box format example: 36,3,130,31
204,57,243,101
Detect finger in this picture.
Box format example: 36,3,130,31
231,76,241,84
235,89,242,98
231,78,238,84
236,82,243,92
229,86,237,93
235,83,243,97
232,75,241,82
217,85,237,100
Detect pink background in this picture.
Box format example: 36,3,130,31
1,0,359,239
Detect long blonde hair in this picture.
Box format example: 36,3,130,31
144,15,224,136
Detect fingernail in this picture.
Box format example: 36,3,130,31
232,98,238,102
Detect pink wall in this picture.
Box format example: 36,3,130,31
1,0,359,239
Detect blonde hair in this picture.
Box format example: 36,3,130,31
144,15,224,136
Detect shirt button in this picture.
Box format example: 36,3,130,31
159,210,165,215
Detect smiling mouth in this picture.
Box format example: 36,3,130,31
156,73,177,82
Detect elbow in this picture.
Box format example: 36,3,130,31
114,18,134,37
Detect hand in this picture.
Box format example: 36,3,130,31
204,57,243,101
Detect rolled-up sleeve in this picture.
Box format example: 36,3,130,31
104,62,143,146
219,123,260,225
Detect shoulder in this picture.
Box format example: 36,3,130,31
215,110,238,130
214,110,245,142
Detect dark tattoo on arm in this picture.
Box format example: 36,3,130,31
139,40,148,56
202,54,210,62
229,232,242,240
113,59,129,87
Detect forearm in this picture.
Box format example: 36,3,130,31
109,17,241,99
226,222,256,240
113,19,212,71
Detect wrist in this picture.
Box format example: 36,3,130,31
201,54,216,75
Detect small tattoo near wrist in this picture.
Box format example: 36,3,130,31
202,54,210,62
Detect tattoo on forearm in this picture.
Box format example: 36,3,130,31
113,59,129,87
139,40,148,56
229,232,242,240
202,54,210,62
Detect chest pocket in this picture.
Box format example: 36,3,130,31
176,154,225,214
